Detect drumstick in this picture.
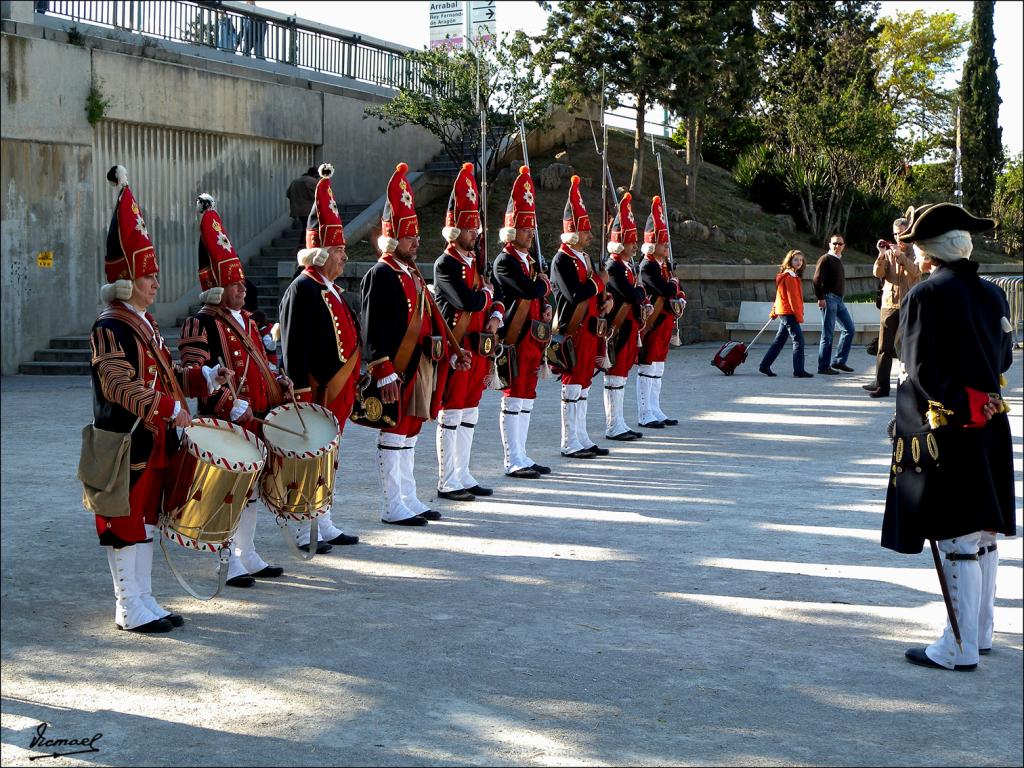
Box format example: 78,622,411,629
252,417,306,439
287,381,309,434
217,356,239,399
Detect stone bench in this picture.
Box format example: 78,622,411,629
726,301,880,344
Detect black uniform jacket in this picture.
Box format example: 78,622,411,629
493,245,549,346
881,259,1015,553
279,270,360,393
551,245,599,333
604,257,646,353
639,257,678,334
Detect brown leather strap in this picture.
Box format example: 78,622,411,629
393,286,426,379
563,299,590,339
310,352,360,406
641,297,665,337
208,307,284,407
609,301,632,335
448,260,482,346
504,297,534,347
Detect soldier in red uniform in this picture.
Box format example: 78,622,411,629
493,166,553,478
179,193,290,587
278,163,362,550
433,163,504,501
90,165,230,633
602,192,650,441
361,162,469,525
636,196,686,429
551,175,614,458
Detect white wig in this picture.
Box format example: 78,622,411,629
912,229,973,264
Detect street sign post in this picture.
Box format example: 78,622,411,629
429,0,463,49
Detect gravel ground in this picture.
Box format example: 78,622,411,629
2,345,1021,767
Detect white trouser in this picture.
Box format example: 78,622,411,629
926,532,982,668
978,531,999,651
501,396,523,473
519,399,537,468
455,406,480,489
378,430,417,522
577,387,596,449
436,408,462,492
227,504,269,578
137,525,171,620
651,361,669,422
637,364,657,424
401,435,430,514
604,375,629,437
107,544,159,630
295,506,344,546
560,384,584,453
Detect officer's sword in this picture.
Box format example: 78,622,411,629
929,538,964,653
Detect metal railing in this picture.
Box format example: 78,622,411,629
40,0,427,93
982,275,1024,349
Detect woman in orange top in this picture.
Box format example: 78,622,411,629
759,250,814,378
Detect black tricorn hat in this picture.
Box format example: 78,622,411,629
896,202,996,243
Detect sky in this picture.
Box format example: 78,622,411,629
257,0,1024,155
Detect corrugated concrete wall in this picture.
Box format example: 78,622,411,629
1,21,440,373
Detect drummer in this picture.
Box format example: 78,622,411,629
179,193,291,587
90,165,230,633
278,163,362,552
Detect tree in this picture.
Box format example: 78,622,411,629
661,2,757,209
753,1,900,242
873,10,969,162
992,152,1022,255
536,1,687,197
959,0,1003,215
363,33,550,184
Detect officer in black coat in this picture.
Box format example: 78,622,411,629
881,202,1015,671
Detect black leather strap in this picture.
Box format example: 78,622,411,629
946,552,978,561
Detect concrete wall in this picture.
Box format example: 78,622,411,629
1,14,441,373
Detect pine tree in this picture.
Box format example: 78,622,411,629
959,0,1002,214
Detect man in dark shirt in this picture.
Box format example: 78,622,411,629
286,167,317,229
812,234,856,374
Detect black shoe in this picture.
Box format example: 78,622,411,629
586,445,610,456
639,421,665,428
759,368,777,377
251,566,284,579
418,510,442,521
326,533,359,545
868,388,890,398
162,613,185,627
561,448,596,458
297,542,333,554
832,363,854,372
661,418,679,426
794,371,814,378
466,485,493,497
530,463,552,475
382,516,428,526
606,431,639,441
507,467,541,479
904,646,976,671
979,647,992,655
862,383,879,391
817,368,839,375
118,617,174,634
226,574,256,588
437,488,476,501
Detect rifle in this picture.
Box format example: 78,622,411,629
516,119,546,274
651,133,682,347
475,44,489,277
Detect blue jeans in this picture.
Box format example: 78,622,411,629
818,293,854,370
760,315,805,374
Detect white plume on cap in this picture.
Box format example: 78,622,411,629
499,226,517,243
607,241,624,254
640,242,656,255
560,232,579,245
442,226,461,243
377,235,398,254
318,163,334,178
196,193,216,213
107,165,128,189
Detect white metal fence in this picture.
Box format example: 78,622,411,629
92,120,312,303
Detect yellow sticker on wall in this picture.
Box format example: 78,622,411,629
37,251,54,268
